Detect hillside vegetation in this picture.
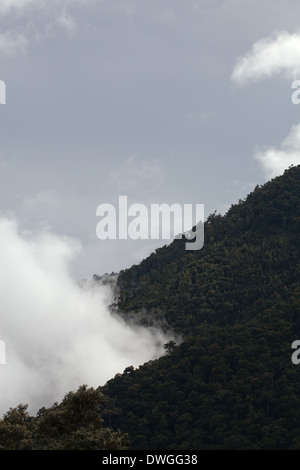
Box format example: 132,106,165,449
101,165,300,449
1,165,300,450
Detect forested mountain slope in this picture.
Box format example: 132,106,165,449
116,165,300,334
1,166,299,450
100,165,300,449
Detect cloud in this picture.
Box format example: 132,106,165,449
231,31,300,178
0,0,86,56
57,9,77,36
255,122,300,178
0,0,38,16
0,217,172,417
110,154,165,191
0,0,139,56
0,30,28,56
231,31,300,85
0,0,92,16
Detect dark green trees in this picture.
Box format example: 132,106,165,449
99,165,300,449
2,165,300,450
0,385,128,450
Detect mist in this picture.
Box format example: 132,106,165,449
0,217,172,417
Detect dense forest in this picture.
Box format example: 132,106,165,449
1,165,300,450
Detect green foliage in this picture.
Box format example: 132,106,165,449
116,166,300,334
0,386,128,450
101,294,300,449
1,165,300,450
99,166,300,449
0,404,34,450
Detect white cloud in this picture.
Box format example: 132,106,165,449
0,0,89,56
57,9,77,36
0,217,172,416
255,122,300,178
0,0,92,16
110,154,165,190
231,31,300,85
0,0,139,56
0,0,38,16
231,31,300,178
0,30,28,56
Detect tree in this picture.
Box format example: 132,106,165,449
0,404,34,450
35,385,129,450
163,341,177,355
0,385,129,450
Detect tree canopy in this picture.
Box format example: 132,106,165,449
1,165,300,450
0,385,128,450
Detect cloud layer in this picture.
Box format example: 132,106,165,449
255,122,300,178
0,30,28,57
0,217,171,417
231,29,300,178
231,31,300,85
0,0,138,56
0,0,91,55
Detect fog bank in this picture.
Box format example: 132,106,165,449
0,218,171,417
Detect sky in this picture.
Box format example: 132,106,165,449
0,216,174,416
0,0,300,279
0,0,299,278
1,0,300,415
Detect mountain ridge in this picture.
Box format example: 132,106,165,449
115,165,300,334
1,165,300,450
99,165,300,449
